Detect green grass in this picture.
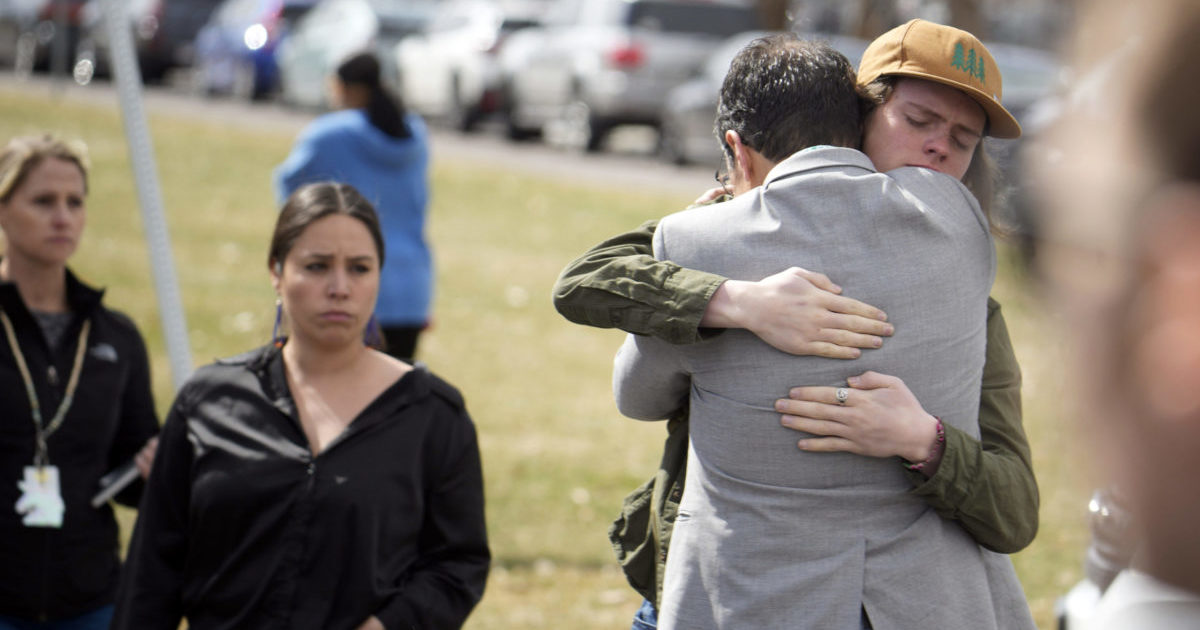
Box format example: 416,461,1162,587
1,85,1088,628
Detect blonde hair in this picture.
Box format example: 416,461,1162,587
0,134,91,203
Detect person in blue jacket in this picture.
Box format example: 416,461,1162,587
274,51,431,362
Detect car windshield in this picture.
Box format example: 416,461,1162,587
501,17,539,32
374,0,437,38
281,1,318,23
625,1,761,37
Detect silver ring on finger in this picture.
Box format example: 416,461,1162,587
835,387,849,405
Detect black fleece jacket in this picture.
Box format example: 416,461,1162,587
0,269,159,622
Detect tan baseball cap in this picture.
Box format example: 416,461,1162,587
858,19,1022,139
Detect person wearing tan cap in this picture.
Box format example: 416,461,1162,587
609,31,1032,630
553,20,1036,630
857,18,1019,218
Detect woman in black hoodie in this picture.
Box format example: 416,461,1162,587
113,183,488,630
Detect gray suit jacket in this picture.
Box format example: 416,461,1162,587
613,147,1033,629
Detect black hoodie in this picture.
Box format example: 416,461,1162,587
113,345,489,630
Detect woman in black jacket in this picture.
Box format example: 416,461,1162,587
0,135,160,629
113,182,489,630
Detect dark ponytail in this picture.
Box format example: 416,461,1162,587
336,52,411,140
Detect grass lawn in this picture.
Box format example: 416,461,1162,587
1,82,1090,629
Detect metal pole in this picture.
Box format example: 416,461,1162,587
99,0,194,390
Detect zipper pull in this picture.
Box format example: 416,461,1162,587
47,366,59,387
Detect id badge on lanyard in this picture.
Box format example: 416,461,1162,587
2,310,90,529
16,466,64,528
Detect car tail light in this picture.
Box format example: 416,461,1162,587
606,42,645,69
37,0,86,24
479,88,500,111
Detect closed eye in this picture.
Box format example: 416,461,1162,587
905,115,930,129
951,130,980,152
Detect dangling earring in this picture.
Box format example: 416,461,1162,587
271,299,285,348
363,314,382,349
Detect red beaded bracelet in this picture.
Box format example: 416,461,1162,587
905,417,945,472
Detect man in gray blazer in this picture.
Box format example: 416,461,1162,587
613,34,1033,629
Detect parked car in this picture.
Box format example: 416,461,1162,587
658,31,870,166
75,0,153,81
0,0,88,75
192,0,317,99
157,0,225,69
498,0,763,152
72,0,225,82
0,0,42,72
276,0,436,109
393,0,541,132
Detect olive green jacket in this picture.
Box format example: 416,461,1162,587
554,219,1039,606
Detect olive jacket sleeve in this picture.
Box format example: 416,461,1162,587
552,220,724,344
553,222,1039,553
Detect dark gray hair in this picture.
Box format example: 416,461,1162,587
714,34,863,162
269,182,385,270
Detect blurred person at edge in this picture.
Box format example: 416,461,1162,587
0,135,159,630
275,52,432,363
1035,1,1200,627
611,31,1032,629
111,182,489,630
553,20,1036,629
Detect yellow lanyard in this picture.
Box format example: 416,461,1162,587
0,309,90,468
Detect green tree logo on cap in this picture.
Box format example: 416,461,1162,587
951,42,986,84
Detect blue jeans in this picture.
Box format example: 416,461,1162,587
632,598,657,630
0,605,114,630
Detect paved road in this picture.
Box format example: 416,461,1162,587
1,73,713,199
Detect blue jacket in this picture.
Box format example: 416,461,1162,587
274,110,431,326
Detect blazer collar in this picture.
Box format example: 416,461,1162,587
763,146,877,192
